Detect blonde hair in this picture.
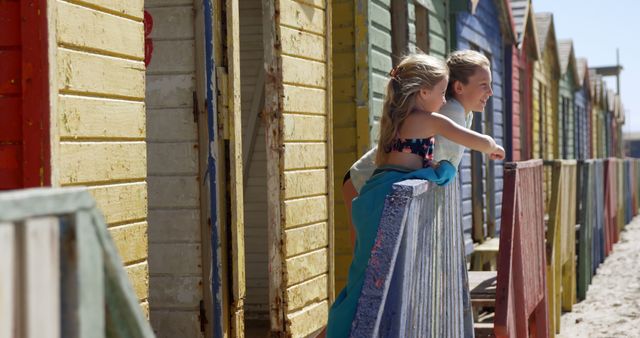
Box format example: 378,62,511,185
375,53,448,165
446,50,491,98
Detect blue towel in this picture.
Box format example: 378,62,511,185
327,161,457,338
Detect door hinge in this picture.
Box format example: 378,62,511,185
199,299,208,333
192,91,199,123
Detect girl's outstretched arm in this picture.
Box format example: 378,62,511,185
429,112,504,158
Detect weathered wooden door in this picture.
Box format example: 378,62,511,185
0,0,49,190
263,0,334,336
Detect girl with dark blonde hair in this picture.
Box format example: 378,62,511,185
327,51,503,338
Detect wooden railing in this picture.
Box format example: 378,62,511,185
351,178,473,337
0,188,154,338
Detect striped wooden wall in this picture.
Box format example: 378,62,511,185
453,0,505,251
366,0,393,144
532,62,544,160
144,0,205,335
239,0,270,322
332,0,357,294
51,0,148,316
264,0,333,336
558,42,577,160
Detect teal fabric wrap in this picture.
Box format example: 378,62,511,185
326,161,457,338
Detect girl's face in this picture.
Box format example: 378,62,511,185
416,77,448,112
454,66,493,112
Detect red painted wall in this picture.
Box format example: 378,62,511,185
0,0,49,190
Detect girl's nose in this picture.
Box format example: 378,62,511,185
487,85,494,97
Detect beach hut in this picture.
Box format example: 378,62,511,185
557,39,580,159
331,0,453,292
147,0,335,336
1,0,335,336
589,71,605,158
533,12,560,161
450,0,515,249
505,0,539,162
0,0,151,321
575,58,591,160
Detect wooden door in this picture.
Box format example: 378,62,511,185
0,0,49,190
263,0,334,336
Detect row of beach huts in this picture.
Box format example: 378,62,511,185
0,0,631,337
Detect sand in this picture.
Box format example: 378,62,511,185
558,216,640,338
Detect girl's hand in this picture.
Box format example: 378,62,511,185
489,145,505,160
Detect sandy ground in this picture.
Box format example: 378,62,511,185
558,216,640,338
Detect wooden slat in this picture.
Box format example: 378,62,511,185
0,49,21,95
282,55,326,88
109,222,148,264
283,143,327,170
72,0,144,19
287,300,328,337
285,249,328,285
23,217,60,338
88,182,147,224
146,108,197,142
124,262,149,301
146,40,195,74
280,0,325,35
59,142,146,185
0,98,21,141
56,0,144,59
147,143,198,175
281,26,325,61
145,74,194,108
149,311,201,338
283,114,327,141
149,276,201,308
0,223,15,338
147,209,200,242
283,169,327,199
284,222,328,257
58,96,145,139
57,48,145,99
284,195,328,228
147,176,199,209
286,274,327,312
283,85,326,114
148,243,201,275
145,6,194,40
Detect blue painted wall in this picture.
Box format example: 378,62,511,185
452,0,505,255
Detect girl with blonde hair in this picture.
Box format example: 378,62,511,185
327,51,503,337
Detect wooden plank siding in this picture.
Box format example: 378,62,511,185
143,0,204,335
332,0,357,294
575,60,589,160
239,0,271,322
558,39,580,160
333,0,450,295
452,0,510,251
50,0,148,317
575,58,591,160
264,0,334,336
506,0,539,162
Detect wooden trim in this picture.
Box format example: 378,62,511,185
194,1,214,336
225,0,246,335
354,0,370,155
263,0,285,332
325,0,335,304
22,0,51,187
